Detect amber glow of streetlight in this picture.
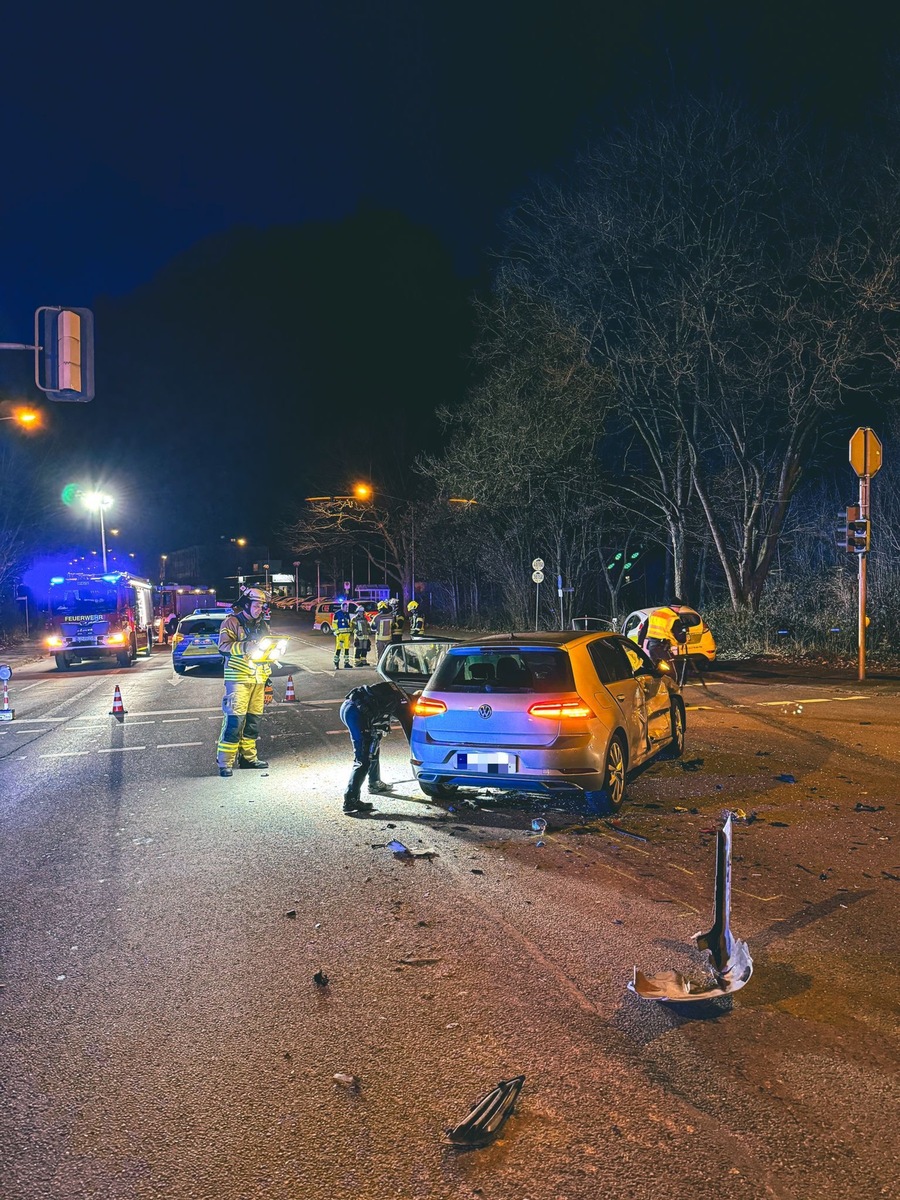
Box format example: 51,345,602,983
353,482,372,500
1,407,41,428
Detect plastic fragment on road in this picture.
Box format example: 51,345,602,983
386,839,438,860
629,812,753,1003
285,909,297,919
313,969,330,987
333,1073,359,1091
855,802,884,812
444,1075,525,1148
680,758,704,772
531,818,548,835
776,774,796,783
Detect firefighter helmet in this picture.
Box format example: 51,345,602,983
408,600,419,610
377,600,389,610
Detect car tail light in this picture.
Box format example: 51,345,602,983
413,697,447,717
528,698,593,719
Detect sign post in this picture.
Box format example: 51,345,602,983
848,427,883,682
531,558,544,630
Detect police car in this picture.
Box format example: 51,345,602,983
171,611,229,675
622,606,717,667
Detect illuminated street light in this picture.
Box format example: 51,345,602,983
353,482,372,500
81,491,113,571
0,407,41,428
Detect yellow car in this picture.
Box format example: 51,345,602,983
622,606,717,667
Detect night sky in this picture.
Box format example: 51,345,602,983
2,1,899,568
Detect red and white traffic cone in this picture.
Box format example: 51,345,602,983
109,685,127,718
284,675,296,702
0,679,14,722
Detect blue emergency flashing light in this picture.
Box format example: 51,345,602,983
50,576,65,585
102,573,121,583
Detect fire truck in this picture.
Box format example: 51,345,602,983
46,572,155,669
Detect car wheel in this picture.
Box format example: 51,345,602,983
173,663,186,675
663,697,686,759
419,780,459,801
320,623,331,635
691,654,711,672
143,628,154,656
584,734,627,815
54,653,70,671
117,650,133,668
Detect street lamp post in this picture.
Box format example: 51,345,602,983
82,491,113,572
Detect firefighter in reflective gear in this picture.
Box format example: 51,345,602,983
408,600,424,638
216,587,272,777
350,605,371,666
374,600,393,662
643,604,689,681
332,601,354,669
339,681,412,813
389,598,406,644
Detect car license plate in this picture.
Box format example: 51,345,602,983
456,752,516,774
184,644,216,656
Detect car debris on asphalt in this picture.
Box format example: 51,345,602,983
333,1073,360,1092
444,1075,526,1148
313,969,330,987
629,812,753,1002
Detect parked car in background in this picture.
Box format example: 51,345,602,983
404,631,685,812
313,600,378,633
171,611,229,675
621,605,717,667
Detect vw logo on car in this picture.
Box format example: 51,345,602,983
478,703,493,719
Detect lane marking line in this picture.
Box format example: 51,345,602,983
97,746,146,754
40,751,90,759
157,741,204,749
162,717,199,723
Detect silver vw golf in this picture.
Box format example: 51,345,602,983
408,632,685,812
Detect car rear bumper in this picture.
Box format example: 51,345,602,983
414,766,602,795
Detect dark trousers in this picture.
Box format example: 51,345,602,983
339,700,382,800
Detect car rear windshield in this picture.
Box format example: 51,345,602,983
179,618,225,636
429,647,574,693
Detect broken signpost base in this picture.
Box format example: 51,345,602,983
629,812,753,1002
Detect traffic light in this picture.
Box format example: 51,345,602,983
849,516,870,552
34,306,94,402
837,506,869,553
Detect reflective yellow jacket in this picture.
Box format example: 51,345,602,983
218,612,273,683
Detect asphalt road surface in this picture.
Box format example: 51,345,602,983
1,618,897,1200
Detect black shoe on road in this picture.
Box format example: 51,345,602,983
219,766,234,778
368,781,389,794
238,757,269,769
343,798,375,814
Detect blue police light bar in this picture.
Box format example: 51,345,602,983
50,576,65,584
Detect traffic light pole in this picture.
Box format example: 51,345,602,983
858,472,869,683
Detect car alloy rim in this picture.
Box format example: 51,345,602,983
608,740,625,806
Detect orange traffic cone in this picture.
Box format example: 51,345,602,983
109,685,127,718
0,679,14,722
284,675,296,702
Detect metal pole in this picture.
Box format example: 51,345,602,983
316,560,321,599
535,582,540,631
99,507,108,572
558,579,564,631
294,562,299,609
859,472,869,683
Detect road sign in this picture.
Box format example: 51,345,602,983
0,664,11,681
532,570,544,583
532,557,544,571
849,427,883,478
